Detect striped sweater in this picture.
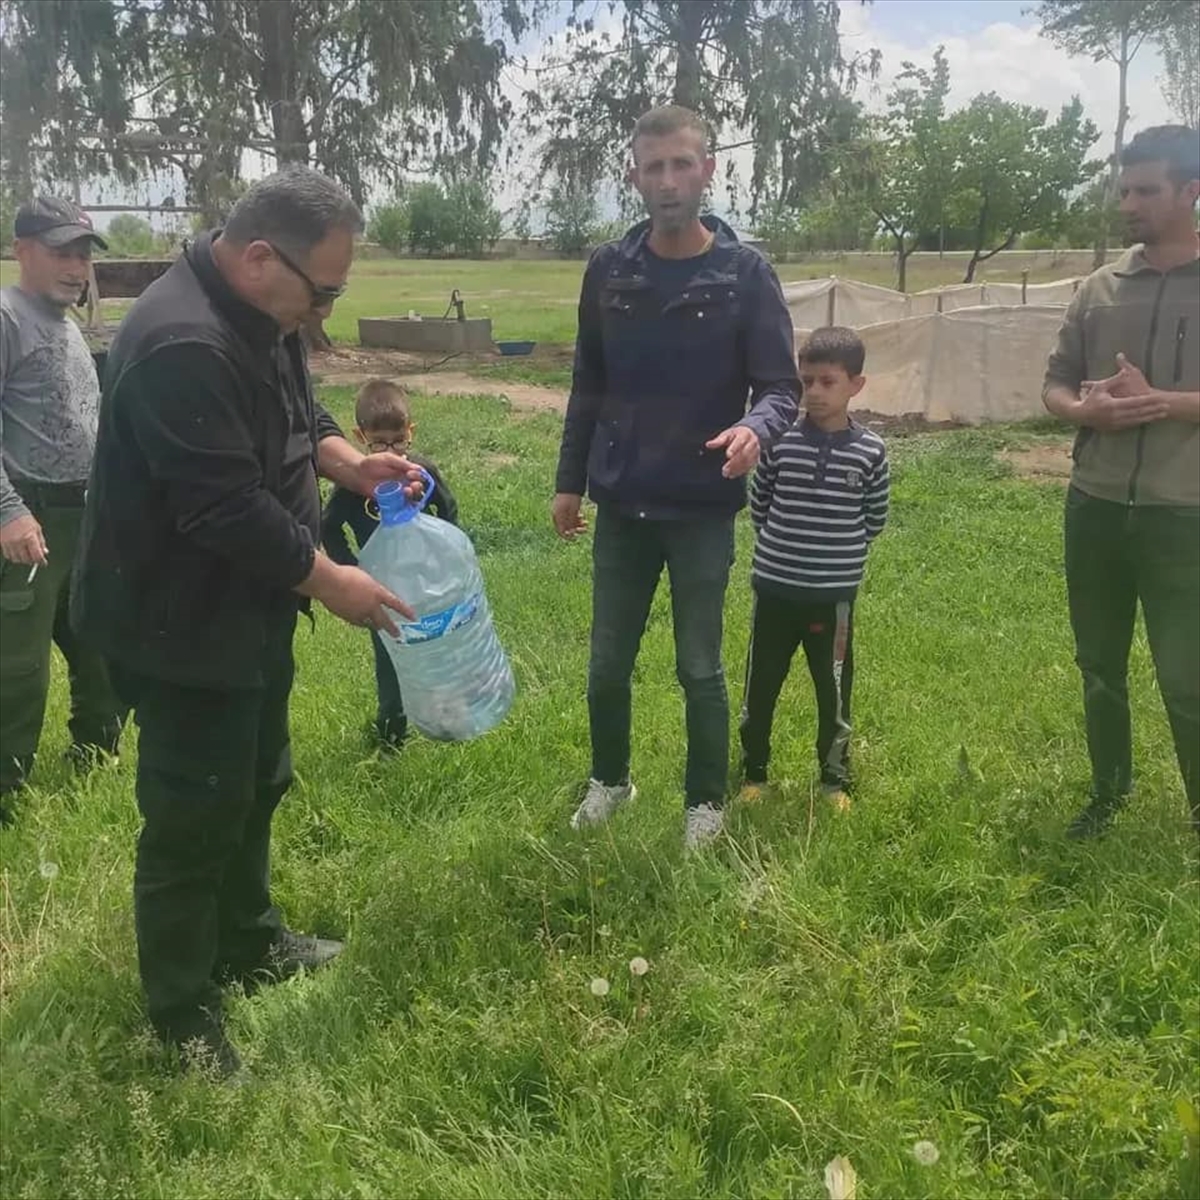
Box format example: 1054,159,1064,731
750,417,889,601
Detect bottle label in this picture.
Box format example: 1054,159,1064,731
395,592,482,644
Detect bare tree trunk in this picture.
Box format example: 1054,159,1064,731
258,0,333,351
896,237,910,293
671,0,710,109
1094,26,1130,271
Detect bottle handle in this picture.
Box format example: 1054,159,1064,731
412,467,436,514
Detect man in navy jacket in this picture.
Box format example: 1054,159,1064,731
552,105,800,850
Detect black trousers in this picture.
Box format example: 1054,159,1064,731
1064,487,1199,822
111,613,296,1042
740,588,855,789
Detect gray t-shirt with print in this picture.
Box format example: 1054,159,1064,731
0,284,101,524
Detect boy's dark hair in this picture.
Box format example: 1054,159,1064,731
1120,125,1200,186
632,105,710,159
355,379,411,430
798,326,866,377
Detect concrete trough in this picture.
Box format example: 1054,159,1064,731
358,316,493,354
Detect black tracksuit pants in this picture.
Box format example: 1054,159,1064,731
740,587,855,790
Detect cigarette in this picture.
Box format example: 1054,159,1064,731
27,564,39,583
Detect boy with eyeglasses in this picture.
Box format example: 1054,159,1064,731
321,378,459,750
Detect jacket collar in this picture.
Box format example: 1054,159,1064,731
1112,239,1200,278
616,213,740,262
185,229,282,350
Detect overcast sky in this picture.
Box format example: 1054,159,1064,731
84,0,1177,232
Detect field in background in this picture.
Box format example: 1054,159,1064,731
0,251,1089,350
1,387,1197,1199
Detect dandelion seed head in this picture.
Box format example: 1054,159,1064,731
628,956,650,977
912,1140,939,1166
589,977,610,997
38,861,59,880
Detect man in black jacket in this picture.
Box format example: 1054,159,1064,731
73,166,418,1076
552,106,800,851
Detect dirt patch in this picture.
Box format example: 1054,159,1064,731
854,410,964,436
396,371,565,411
1000,440,1073,483
310,345,566,411
310,346,425,387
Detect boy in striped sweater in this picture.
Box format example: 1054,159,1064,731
739,327,889,809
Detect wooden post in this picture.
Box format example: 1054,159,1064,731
827,277,836,327
1021,269,1029,305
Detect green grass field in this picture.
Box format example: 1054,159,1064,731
2,386,1197,1199
0,251,1086,352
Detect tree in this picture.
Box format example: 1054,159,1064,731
1158,1,1199,127
947,94,1099,281
104,212,156,256
544,176,600,257
0,0,152,196
407,183,451,256
442,175,502,257
523,1,877,219
838,47,951,292
367,196,410,256
1,0,542,344
1031,0,1175,269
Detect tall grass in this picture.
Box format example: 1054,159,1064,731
1,392,1196,1200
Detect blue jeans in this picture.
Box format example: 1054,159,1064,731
587,505,735,808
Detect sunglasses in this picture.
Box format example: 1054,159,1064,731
268,242,347,305
365,437,412,454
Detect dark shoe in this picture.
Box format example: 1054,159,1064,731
1066,794,1125,840
227,928,344,990
162,1011,244,1082
178,1026,244,1082
375,714,408,754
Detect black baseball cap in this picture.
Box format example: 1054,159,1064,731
14,196,108,250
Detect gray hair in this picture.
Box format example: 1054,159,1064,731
223,165,364,256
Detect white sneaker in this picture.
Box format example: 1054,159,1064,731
570,778,637,829
684,802,725,851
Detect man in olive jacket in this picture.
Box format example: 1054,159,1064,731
1042,125,1200,838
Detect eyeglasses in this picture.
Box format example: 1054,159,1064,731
365,437,411,454
267,242,347,305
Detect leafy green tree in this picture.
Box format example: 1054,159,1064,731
367,197,410,256
838,46,950,291
544,178,599,257
524,1,877,218
103,212,156,256
406,182,450,256
946,94,1099,281
442,176,501,257
1031,0,1177,267
1157,0,1199,127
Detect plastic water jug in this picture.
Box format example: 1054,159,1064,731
357,473,515,741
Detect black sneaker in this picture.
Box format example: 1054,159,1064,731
375,714,408,753
260,928,344,982
1066,794,1125,840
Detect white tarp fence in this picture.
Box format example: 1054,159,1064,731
781,275,1081,327
783,277,1077,424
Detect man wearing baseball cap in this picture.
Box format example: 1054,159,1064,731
0,196,123,822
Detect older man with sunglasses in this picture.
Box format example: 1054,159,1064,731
73,166,420,1077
